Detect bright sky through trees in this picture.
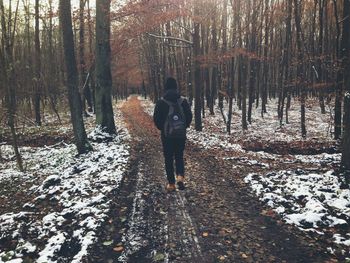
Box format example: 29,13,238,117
3,0,92,9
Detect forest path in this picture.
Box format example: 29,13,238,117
90,96,329,263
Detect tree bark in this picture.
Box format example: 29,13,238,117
59,0,92,154
95,0,116,134
0,0,23,171
247,0,257,124
193,3,202,131
318,0,326,114
294,0,307,138
333,0,342,140
79,0,93,114
341,0,350,170
209,2,218,115
34,0,41,125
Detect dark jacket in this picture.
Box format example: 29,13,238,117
153,89,192,135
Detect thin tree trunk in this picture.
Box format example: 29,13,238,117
209,3,217,115
194,3,202,131
341,0,350,170
34,0,41,125
318,0,326,114
79,0,93,114
294,0,307,138
333,0,342,140
242,58,248,130
247,0,257,124
0,0,23,171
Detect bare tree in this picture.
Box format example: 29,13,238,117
0,0,23,171
341,0,350,170
294,0,307,138
95,0,116,134
34,0,41,125
59,0,92,154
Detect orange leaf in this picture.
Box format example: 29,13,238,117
113,246,124,252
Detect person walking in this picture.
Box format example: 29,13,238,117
153,77,192,192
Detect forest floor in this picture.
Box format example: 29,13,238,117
0,96,349,262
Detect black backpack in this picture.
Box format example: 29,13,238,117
162,98,186,138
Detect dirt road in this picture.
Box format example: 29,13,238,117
89,96,330,263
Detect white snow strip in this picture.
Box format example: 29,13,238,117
174,192,203,259
37,232,66,263
119,162,147,262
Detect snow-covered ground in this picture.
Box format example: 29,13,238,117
245,170,349,245
139,95,348,256
139,95,335,147
0,104,130,262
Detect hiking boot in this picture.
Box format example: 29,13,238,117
166,183,176,192
176,175,185,190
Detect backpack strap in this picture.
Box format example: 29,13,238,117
177,97,186,120
162,98,173,106
177,97,184,106
162,97,184,106
162,98,174,115
162,97,185,117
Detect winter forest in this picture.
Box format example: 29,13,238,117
1,0,350,262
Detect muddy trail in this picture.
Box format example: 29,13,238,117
89,96,331,263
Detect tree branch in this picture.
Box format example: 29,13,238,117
146,32,193,45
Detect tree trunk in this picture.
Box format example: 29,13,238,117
294,0,307,138
227,56,235,134
247,0,257,124
333,0,342,140
79,0,93,114
341,0,350,170
194,3,202,131
209,3,217,115
318,0,326,114
95,0,116,134
261,1,269,116
0,0,23,171
87,0,95,112
34,0,41,125
219,0,228,117
242,58,248,130
280,0,292,125
59,0,92,154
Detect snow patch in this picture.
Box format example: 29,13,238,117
0,106,130,262
245,170,350,249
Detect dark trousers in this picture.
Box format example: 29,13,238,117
161,137,186,184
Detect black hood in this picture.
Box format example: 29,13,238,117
163,89,180,103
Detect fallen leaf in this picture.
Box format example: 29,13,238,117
169,243,176,248
202,232,209,237
241,253,248,259
113,246,124,252
103,240,113,246
219,230,226,236
219,255,226,261
154,253,165,261
261,209,275,217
